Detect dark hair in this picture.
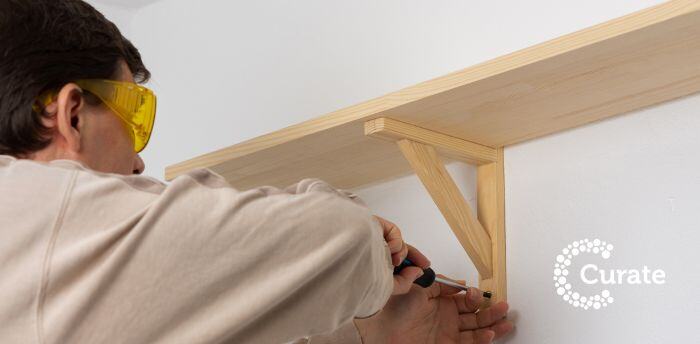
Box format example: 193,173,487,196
0,0,150,157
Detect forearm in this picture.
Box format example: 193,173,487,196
124,177,393,343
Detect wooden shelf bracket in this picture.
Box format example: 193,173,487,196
365,117,507,302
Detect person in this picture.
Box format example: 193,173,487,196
0,0,514,343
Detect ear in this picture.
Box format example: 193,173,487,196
54,83,85,153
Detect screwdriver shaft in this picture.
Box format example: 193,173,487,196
434,276,469,291
434,277,492,298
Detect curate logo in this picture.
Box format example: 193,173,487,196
552,238,666,311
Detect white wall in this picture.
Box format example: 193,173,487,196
503,95,700,343
93,1,700,343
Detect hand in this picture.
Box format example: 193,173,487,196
355,276,514,343
374,216,431,295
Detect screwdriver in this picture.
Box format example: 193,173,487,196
394,258,492,298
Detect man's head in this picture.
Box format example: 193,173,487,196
0,0,151,175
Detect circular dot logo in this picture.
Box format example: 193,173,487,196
553,238,615,310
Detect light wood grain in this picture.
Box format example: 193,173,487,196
477,148,507,303
365,117,498,165
366,118,502,285
396,139,493,278
166,0,700,191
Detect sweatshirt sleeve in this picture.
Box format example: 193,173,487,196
45,171,394,344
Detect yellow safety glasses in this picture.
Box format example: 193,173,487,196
75,79,157,153
34,79,157,153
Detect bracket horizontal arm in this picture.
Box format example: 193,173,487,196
365,117,498,165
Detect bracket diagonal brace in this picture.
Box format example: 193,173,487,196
365,117,507,301
396,139,493,278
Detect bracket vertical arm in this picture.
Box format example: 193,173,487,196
477,148,507,302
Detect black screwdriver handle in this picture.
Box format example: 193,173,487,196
393,258,436,288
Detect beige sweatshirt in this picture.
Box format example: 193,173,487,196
0,155,394,344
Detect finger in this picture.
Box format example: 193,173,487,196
393,266,423,295
459,329,495,344
374,216,404,265
490,319,515,340
453,287,484,313
458,301,509,331
391,240,408,266
398,240,409,265
391,241,406,266
405,244,431,269
426,278,442,298
376,217,402,251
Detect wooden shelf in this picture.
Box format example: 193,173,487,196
166,1,700,303
166,0,700,190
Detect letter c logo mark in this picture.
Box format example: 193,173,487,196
553,238,616,310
